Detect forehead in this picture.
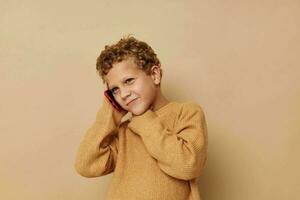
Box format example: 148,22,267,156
104,57,144,87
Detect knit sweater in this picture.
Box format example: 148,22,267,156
74,97,208,200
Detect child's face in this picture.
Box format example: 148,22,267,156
104,57,161,116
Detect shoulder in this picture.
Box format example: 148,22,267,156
177,101,205,115
155,100,205,117
165,101,208,133
172,101,206,125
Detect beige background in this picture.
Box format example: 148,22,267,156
1,0,299,199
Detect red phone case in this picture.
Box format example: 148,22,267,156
104,90,124,112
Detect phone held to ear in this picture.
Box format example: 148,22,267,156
104,89,124,112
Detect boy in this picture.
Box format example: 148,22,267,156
74,36,208,200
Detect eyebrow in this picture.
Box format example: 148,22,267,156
108,77,133,90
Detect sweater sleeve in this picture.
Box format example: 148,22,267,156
74,97,125,177
127,102,208,181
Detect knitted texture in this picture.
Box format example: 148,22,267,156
74,97,208,200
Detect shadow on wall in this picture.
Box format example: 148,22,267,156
197,123,252,200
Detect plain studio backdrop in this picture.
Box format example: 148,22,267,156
0,0,299,199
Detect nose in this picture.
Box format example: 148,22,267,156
120,88,131,100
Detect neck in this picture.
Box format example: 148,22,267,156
151,90,170,112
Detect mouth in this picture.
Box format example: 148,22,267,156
127,98,138,106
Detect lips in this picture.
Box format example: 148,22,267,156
127,98,138,106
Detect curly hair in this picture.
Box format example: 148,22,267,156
96,35,162,83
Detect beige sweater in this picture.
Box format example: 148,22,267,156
74,97,208,200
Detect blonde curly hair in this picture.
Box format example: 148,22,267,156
96,35,162,83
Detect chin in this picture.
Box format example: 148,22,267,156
131,108,147,116
130,103,149,116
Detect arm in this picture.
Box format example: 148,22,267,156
74,97,126,177
128,102,208,181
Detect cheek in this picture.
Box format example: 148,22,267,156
114,96,123,106
130,81,143,95
139,85,156,100
131,78,156,99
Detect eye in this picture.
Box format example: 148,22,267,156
111,88,119,95
125,78,134,84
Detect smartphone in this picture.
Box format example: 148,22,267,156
104,89,124,112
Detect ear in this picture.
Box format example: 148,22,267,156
150,65,161,85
